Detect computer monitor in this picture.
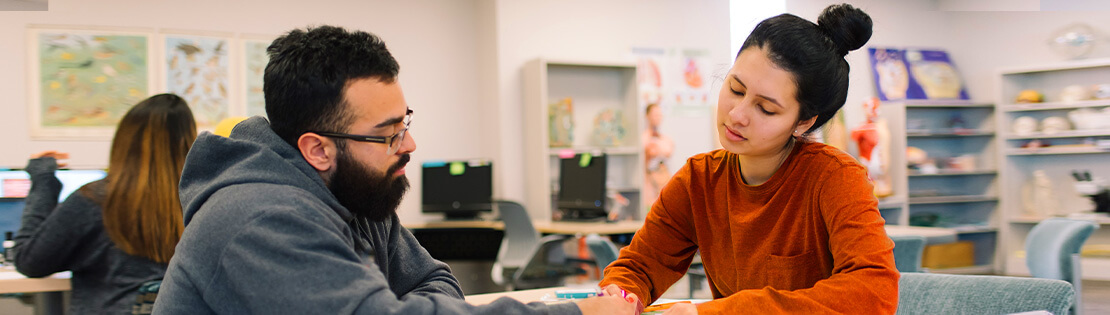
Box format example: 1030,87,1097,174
0,169,107,253
421,160,493,220
557,153,607,221
0,169,107,202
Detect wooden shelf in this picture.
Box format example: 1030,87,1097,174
950,225,998,234
908,195,998,205
1010,215,1110,225
1002,100,1110,112
999,57,1110,74
1006,129,1110,140
908,169,996,177
1007,146,1110,156
877,199,905,209
907,130,994,138
894,100,994,108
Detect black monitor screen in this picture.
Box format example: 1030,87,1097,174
557,154,607,213
421,160,493,220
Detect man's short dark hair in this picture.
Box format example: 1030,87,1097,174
264,25,400,147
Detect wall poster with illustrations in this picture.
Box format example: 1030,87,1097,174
162,32,232,130
28,26,155,139
868,47,970,101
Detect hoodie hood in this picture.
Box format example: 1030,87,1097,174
178,116,350,224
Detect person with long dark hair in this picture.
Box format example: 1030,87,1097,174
14,93,196,314
599,4,899,314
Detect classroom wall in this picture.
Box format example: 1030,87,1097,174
0,0,494,220
487,0,731,218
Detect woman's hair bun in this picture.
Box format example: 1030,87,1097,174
817,3,873,56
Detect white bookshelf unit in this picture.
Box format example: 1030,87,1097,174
881,100,1000,274
997,58,1110,280
522,59,643,221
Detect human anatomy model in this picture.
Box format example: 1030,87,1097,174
850,97,894,198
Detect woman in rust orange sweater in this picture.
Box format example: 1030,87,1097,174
600,4,898,314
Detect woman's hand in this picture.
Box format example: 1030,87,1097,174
31,151,69,168
661,302,697,315
600,284,643,314
574,295,637,315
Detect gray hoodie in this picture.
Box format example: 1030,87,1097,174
153,117,580,314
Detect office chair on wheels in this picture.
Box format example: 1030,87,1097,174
491,200,586,290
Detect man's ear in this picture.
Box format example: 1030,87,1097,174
298,133,337,172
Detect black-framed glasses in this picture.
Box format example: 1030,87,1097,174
312,109,413,155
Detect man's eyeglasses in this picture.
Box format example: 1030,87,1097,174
312,109,413,155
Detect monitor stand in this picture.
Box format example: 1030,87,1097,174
442,212,482,221
556,209,608,222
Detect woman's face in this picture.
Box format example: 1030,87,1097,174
716,46,812,158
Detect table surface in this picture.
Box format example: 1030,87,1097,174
0,268,71,294
403,219,644,235
883,225,959,244
465,286,571,305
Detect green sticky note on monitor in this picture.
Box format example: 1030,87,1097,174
579,153,592,168
449,161,466,175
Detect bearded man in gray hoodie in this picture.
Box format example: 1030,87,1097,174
153,25,634,315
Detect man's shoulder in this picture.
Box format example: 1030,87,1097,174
197,183,340,225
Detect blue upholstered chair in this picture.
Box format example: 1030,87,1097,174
584,234,621,273
890,235,926,272
131,280,161,315
1026,218,1099,314
897,273,1074,315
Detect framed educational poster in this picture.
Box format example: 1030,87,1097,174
27,26,155,139
868,47,970,101
161,31,233,129
240,36,272,117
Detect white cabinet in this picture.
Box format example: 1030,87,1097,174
997,58,1110,279
522,59,642,221
881,100,1000,274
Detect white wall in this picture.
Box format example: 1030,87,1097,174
946,11,1110,101
0,0,490,221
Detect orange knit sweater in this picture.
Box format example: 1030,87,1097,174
600,141,899,314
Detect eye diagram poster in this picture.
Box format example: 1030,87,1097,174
868,47,969,101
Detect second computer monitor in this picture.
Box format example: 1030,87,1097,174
557,153,607,221
421,160,493,220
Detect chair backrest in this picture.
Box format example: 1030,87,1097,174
897,273,1074,315
890,235,926,272
1026,218,1099,282
495,200,541,269
585,234,621,273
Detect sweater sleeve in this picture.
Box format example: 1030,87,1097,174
12,157,99,277
695,164,899,314
386,216,465,300
599,161,698,308
203,200,580,315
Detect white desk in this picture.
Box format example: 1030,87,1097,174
0,268,70,294
0,268,70,315
465,286,571,305
404,220,643,235
884,225,959,244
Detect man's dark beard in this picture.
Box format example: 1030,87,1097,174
328,150,410,221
